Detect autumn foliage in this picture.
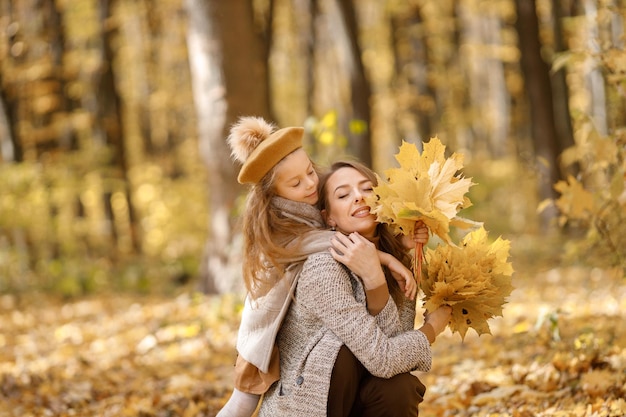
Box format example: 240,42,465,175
367,139,476,246
368,140,514,339
423,227,514,339
0,264,624,416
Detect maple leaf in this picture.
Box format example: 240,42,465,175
422,226,514,340
553,175,595,225
366,138,478,281
366,138,476,245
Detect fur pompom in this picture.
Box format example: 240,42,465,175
228,116,276,163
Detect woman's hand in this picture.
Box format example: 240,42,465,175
329,232,386,290
379,252,417,300
401,221,429,249
424,305,452,336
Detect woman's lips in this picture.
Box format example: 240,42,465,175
352,206,371,217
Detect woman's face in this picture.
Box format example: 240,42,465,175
273,148,319,205
322,167,378,238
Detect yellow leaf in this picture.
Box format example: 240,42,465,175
450,216,482,231
580,369,616,397
422,227,514,340
349,119,368,135
554,176,595,221
366,139,475,244
394,141,422,172
421,138,448,168
318,131,334,146
320,110,338,128
610,398,626,415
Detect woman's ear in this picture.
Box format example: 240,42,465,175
321,209,334,228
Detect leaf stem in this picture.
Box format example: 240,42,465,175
415,242,423,284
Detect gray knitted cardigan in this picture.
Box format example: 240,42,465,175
258,243,432,415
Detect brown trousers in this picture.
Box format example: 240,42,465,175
327,345,426,417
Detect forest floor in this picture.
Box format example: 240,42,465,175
0,247,625,416
418,264,625,417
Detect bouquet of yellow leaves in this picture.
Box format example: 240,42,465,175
365,138,478,280
366,139,514,339
422,227,514,339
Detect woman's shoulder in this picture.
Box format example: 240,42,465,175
303,250,336,266
298,252,353,293
301,251,349,276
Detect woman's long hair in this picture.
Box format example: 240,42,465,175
318,160,412,305
241,161,322,299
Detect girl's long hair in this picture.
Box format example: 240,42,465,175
241,162,321,299
318,159,412,306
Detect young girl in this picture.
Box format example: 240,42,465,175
217,116,424,417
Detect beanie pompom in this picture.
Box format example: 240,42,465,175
228,116,276,163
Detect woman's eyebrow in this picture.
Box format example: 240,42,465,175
333,179,370,194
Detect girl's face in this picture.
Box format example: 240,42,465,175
273,148,319,205
322,167,378,238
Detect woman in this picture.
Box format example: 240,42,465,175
257,160,451,417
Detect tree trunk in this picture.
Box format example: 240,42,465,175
514,0,562,225
185,0,271,294
390,6,434,146
0,92,15,162
0,0,10,161
337,0,372,167
219,5,272,122
551,0,576,172
99,0,124,165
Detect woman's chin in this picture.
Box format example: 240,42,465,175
347,224,378,239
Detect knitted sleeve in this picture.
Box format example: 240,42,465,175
297,252,432,377
369,289,404,336
398,292,418,332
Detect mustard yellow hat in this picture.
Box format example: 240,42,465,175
237,126,304,184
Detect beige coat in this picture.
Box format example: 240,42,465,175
237,197,333,373
237,232,333,372
258,251,432,417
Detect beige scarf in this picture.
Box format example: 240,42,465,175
236,197,333,373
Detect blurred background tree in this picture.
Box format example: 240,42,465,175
0,0,623,296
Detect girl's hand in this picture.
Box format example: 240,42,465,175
329,232,386,290
380,252,417,300
401,221,429,249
